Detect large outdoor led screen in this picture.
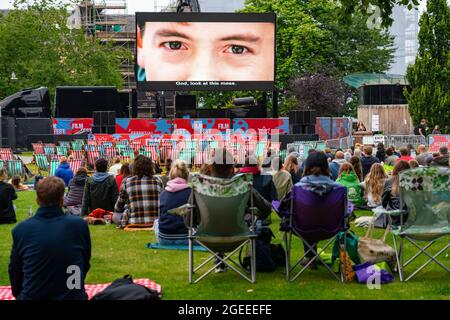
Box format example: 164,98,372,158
136,13,276,91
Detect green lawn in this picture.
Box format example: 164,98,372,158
0,191,449,300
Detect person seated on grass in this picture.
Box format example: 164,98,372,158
113,155,162,228
8,176,91,300
55,156,74,187
360,145,380,179
0,169,18,224
384,147,399,166
296,151,342,269
270,156,292,201
408,159,420,168
329,150,346,181
240,155,277,203
81,158,118,216
154,159,191,245
115,162,131,191
430,146,449,167
64,167,88,216
108,157,122,176
360,163,387,208
382,160,411,225
349,155,363,182
10,175,29,191
336,163,363,206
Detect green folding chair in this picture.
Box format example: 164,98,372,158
388,167,450,282
35,154,49,174
7,160,24,178
48,160,59,176
186,174,257,284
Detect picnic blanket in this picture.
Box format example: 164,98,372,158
147,243,208,252
0,278,161,301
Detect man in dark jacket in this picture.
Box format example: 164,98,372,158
0,168,17,224
81,158,118,216
360,145,380,178
8,176,91,300
430,146,449,167
55,156,74,186
240,155,277,203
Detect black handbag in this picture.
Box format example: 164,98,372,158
91,275,161,300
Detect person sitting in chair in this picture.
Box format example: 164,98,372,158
55,156,74,187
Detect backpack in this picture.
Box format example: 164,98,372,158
239,225,283,272
91,275,161,300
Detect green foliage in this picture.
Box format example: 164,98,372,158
0,0,130,110
405,0,450,129
339,0,420,27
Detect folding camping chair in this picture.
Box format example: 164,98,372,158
273,185,348,282
187,174,257,284
388,167,450,282
48,160,59,176
34,154,49,174
7,160,24,178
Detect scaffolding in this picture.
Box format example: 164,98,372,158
78,0,135,91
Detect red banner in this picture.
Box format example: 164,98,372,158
173,118,231,134
428,135,450,152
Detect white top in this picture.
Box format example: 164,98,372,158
108,163,122,176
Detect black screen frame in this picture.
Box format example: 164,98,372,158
135,12,276,91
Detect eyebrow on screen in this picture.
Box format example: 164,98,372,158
154,29,192,40
219,34,262,43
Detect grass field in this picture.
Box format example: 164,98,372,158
0,191,449,300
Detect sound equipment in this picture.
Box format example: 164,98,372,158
233,97,256,107
278,134,319,148
15,118,52,149
289,110,316,134
0,87,51,118
174,94,196,118
228,105,267,119
196,108,229,118
55,86,126,118
92,125,116,134
93,111,116,127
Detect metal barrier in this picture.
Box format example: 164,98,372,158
363,135,427,148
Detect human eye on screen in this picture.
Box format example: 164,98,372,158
161,41,188,50
223,45,253,55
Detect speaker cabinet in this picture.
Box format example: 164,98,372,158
289,110,317,125
174,94,196,118
93,111,116,127
92,125,116,134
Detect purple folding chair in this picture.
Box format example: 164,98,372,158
274,185,348,282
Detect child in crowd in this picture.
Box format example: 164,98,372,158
360,163,387,208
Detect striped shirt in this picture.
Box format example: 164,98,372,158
115,175,162,227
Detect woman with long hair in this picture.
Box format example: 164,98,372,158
382,160,411,211
360,163,387,207
349,156,363,182
284,155,301,184
115,162,131,191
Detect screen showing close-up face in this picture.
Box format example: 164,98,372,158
136,13,276,91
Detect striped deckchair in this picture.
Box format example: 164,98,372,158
43,144,55,155
56,146,69,157
120,148,135,162
70,150,84,160
35,154,49,173
131,142,142,154
69,159,83,174
140,145,159,162
59,141,71,148
85,143,98,152
104,147,117,160
0,148,14,161
0,160,4,170
48,160,59,176
7,160,24,177
32,143,45,155
87,150,101,167
72,140,85,151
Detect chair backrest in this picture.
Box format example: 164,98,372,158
35,154,49,171
290,185,347,242
7,160,23,177
49,160,59,176
69,160,83,174
191,174,252,237
400,167,450,229
32,143,45,155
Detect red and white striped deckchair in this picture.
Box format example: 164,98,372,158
32,143,45,155
87,150,101,167
69,159,83,174
104,147,117,161
71,150,84,160
131,142,142,154
0,148,14,161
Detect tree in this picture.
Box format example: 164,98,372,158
404,0,450,130
339,0,420,27
287,67,350,117
0,0,130,106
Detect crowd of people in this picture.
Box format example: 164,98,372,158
0,140,449,299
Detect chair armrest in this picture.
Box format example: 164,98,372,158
383,209,407,217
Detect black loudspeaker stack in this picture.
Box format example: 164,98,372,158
174,94,197,118
289,110,317,135
92,111,116,134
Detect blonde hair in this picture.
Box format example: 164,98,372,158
169,159,189,181
364,163,387,204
